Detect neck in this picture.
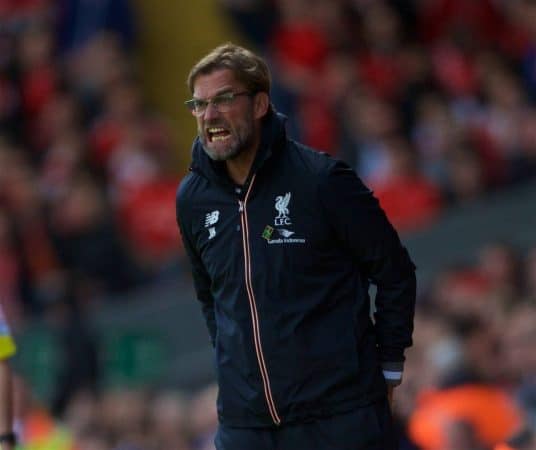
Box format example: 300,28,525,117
225,146,257,185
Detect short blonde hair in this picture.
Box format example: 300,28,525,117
187,43,271,95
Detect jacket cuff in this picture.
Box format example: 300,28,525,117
382,361,403,386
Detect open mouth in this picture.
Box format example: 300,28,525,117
207,127,231,142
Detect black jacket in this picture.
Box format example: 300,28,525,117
176,111,416,427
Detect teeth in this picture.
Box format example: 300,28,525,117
212,135,231,141
208,127,226,133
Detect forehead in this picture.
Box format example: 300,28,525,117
192,68,244,99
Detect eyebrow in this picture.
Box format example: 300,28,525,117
193,87,234,101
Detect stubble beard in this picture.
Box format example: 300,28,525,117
200,115,256,162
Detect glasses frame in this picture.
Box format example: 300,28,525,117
185,91,254,116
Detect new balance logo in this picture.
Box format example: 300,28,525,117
205,211,220,228
205,210,219,240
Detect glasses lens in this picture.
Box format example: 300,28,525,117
212,93,235,112
186,92,248,116
185,99,205,116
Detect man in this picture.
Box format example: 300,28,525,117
176,43,416,450
0,306,16,450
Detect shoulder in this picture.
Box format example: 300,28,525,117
285,140,340,178
286,140,367,191
176,171,203,209
176,171,204,229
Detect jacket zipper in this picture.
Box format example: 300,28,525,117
238,174,281,425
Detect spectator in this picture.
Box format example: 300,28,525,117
148,390,190,450
523,247,536,303
408,385,523,450
443,139,487,204
499,305,536,386
372,135,442,232
49,173,142,296
56,0,136,54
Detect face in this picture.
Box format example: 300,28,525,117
192,69,266,161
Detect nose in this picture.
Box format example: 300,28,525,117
203,101,220,120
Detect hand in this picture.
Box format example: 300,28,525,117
387,384,395,410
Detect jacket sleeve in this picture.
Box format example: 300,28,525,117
176,189,217,347
318,161,416,385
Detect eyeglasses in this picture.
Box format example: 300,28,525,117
185,91,253,116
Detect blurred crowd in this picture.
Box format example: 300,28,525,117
0,0,182,330
9,241,535,450
12,376,220,450
0,0,535,450
398,241,536,450
222,0,536,231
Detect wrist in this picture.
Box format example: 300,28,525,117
382,361,404,386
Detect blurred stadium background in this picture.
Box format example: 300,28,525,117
0,0,535,449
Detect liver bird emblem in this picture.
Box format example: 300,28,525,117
275,193,291,218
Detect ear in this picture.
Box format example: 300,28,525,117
253,92,270,120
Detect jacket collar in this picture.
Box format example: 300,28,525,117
190,109,287,187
